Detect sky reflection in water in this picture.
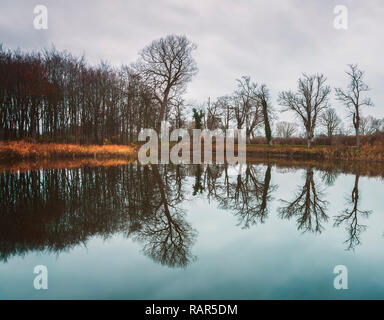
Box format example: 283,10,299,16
0,162,383,299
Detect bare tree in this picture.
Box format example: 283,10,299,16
232,76,263,143
206,97,222,130
279,74,331,147
275,121,297,138
335,64,373,148
216,95,232,130
320,107,341,139
135,34,198,131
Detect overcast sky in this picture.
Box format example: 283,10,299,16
1,0,383,123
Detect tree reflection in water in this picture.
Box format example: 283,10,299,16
204,164,277,228
333,172,372,250
0,164,197,267
0,162,376,266
278,167,329,234
132,165,197,267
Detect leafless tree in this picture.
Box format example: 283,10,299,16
275,121,297,138
232,76,263,143
216,95,232,130
320,107,341,139
206,97,222,130
278,74,331,147
335,64,374,148
135,34,198,131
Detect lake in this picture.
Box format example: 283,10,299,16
0,161,383,299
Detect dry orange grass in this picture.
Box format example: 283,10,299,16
0,141,136,161
1,139,383,164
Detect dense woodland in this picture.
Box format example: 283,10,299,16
0,34,383,148
0,46,157,144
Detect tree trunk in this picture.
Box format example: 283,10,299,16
353,112,360,149
157,89,170,132
306,129,312,148
30,102,37,142
246,128,251,144
356,127,360,149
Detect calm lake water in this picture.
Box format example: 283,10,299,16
0,162,383,299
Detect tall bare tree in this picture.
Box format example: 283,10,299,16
335,64,373,148
278,74,331,148
135,34,198,131
232,76,263,143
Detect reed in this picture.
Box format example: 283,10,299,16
0,141,136,161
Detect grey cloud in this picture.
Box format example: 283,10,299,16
0,0,383,121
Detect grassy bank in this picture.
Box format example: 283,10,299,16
0,158,135,173
0,141,136,162
1,140,383,164
246,143,384,161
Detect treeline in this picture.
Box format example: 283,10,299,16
1,34,383,149
0,34,198,144
201,67,383,148
0,47,158,144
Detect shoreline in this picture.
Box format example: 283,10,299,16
1,141,383,166
1,154,383,179
0,141,137,162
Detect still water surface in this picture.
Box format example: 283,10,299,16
0,162,383,299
